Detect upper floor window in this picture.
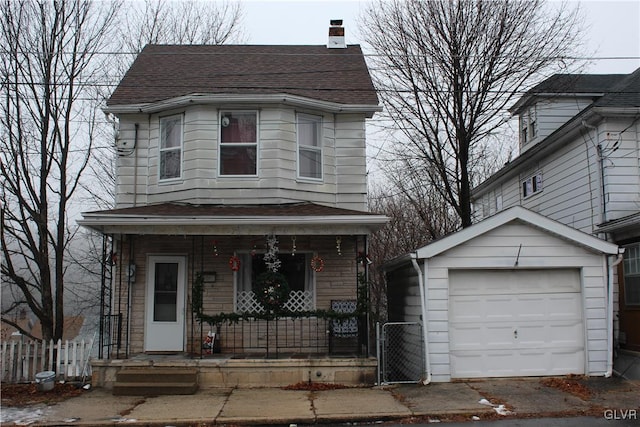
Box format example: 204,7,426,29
297,113,323,180
220,111,258,176
159,115,183,180
520,106,537,145
522,173,543,198
623,244,640,306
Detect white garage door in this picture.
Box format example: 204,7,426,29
449,269,585,378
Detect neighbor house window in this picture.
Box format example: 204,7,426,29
220,111,257,176
528,107,537,139
159,115,183,180
520,106,537,145
235,253,314,313
623,244,640,306
522,173,543,198
297,113,322,180
520,116,528,145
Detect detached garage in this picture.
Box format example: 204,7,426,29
384,206,621,383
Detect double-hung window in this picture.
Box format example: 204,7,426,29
235,253,314,313
623,244,640,306
522,173,543,198
220,111,258,176
159,115,183,180
297,113,322,180
520,106,537,146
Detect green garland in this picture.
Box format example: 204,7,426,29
192,272,204,315
195,308,361,326
192,270,370,327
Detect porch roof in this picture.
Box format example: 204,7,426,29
78,202,389,236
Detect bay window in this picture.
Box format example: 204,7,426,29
220,111,258,176
159,115,183,180
297,113,322,180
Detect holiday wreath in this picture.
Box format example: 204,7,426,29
254,271,290,312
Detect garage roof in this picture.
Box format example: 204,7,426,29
413,206,620,260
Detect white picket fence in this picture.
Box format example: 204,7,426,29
1,338,94,383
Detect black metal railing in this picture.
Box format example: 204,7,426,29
199,316,361,358
99,313,122,359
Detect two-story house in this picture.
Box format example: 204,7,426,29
472,67,640,353
79,24,388,391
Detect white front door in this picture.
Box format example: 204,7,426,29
145,256,186,352
449,269,585,378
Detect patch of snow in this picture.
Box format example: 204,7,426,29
110,417,138,423
477,398,513,416
493,404,513,416
0,406,49,425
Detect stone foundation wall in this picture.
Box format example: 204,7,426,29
92,357,378,389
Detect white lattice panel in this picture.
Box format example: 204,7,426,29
283,290,313,311
236,291,264,313
236,290,313,313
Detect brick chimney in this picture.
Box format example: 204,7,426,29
327,19,346,49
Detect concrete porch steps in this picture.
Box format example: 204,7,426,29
113,368,198,396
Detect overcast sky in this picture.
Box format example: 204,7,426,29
242,0,640,74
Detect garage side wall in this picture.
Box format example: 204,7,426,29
424,221,609,382
386,262,420,323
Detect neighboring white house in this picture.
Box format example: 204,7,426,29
472,68,640,352
384,206,620,382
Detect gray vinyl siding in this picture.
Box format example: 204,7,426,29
520,98,593,154
386,263,421,324
602,119,640,221
385,261,426,382
477,115,639,234
335,114,368,207
114,105,369,210
418,223,607,382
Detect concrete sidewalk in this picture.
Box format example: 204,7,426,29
2,377,639,426
615,350,640,380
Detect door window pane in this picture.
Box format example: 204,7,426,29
154,262,178,321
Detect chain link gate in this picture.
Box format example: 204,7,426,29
377,322,425,384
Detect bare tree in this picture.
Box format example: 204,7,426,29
122,0,245,52
361,0,584,227
70,0,247,341
0,0,119,341
83,0,246,210
367,178,458,322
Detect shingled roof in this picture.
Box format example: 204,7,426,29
510,67,640,113
107,44,379,107
78,202,389,235
525,73,627,95
82,202,379,218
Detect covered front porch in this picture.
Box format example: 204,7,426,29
79,202,387,388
